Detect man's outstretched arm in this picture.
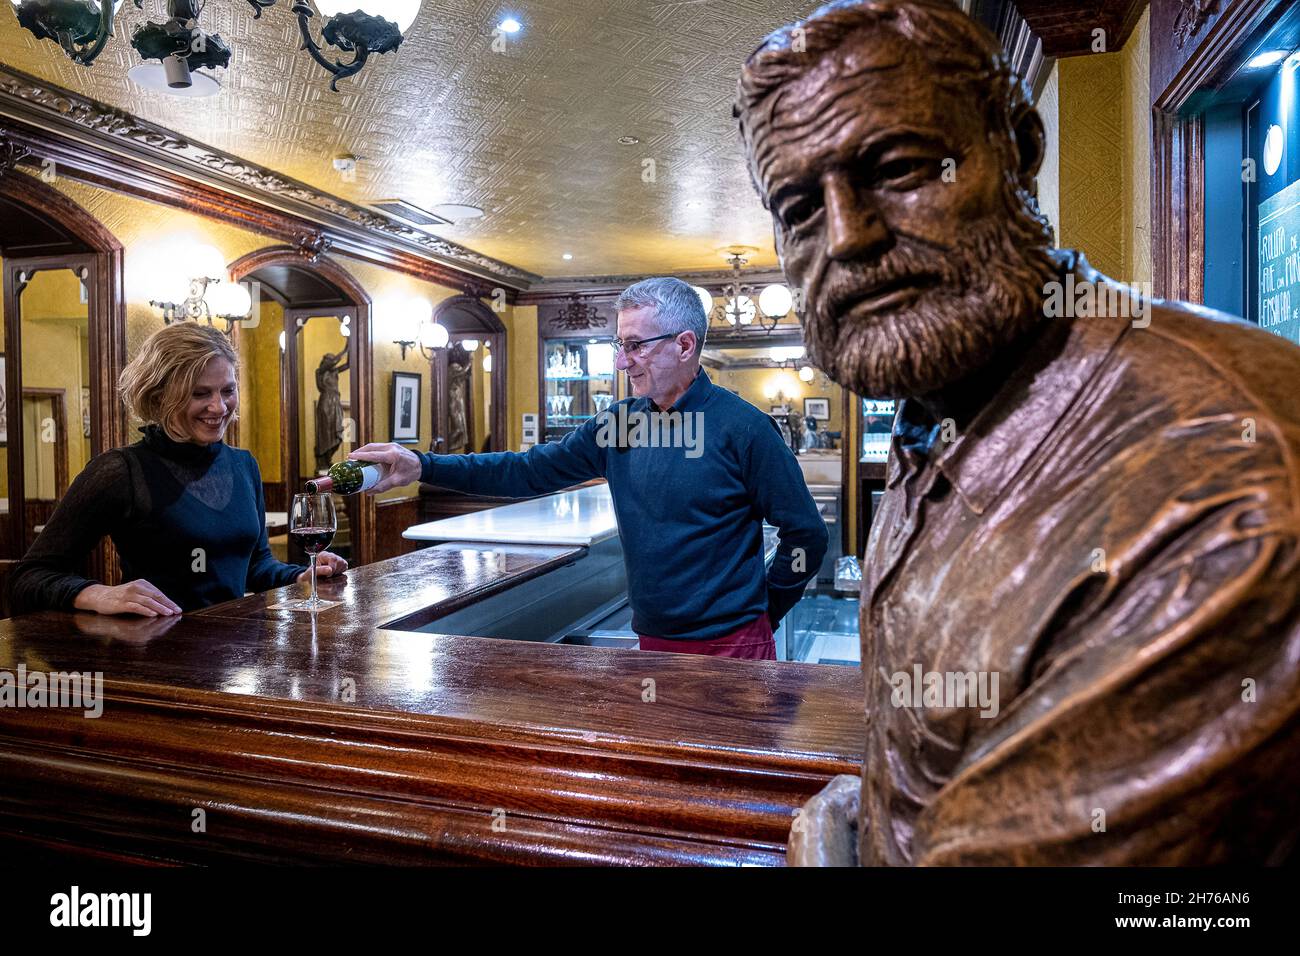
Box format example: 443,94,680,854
351,413,606,498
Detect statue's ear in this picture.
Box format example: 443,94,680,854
1011,105,1046,185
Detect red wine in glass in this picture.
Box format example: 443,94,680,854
291,527,335,555
289,493,337,610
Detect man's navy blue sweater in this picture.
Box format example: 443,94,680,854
419,368,827,641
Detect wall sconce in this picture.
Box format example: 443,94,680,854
481,342,492,373
292,0,421,91
390,295,448,360
145,242,250,332
9,0,122,67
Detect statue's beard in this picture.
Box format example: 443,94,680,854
803,214,1057,399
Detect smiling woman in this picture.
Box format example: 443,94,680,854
6,322,347,616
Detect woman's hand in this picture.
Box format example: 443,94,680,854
73,581,183,617
298,551,348,583
349,443,422,493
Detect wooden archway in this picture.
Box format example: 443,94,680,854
431,294,507,453
229,246,375,566
0,167,126,587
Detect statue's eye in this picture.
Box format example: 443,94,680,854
875,157,935,187
781,195,819,230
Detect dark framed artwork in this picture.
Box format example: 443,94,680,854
390,371,421,444
803,397,831,421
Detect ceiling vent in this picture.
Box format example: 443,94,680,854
370,199,454,229
370,200,486,230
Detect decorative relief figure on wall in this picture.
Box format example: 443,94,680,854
314,347,348,473
446,343,470,455
736,0,1300,865
550,295,608,331
1173,0,1217,49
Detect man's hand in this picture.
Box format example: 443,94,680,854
299,551,348,582
788,773,861,866
73,580,183,617
350,443,422,493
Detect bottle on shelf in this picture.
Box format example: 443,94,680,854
305,459,384,495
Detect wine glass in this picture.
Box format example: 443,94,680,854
289,493,336,610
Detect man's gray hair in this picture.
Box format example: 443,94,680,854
614,277,707,354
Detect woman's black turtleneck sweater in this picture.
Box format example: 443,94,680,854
8,425,305,614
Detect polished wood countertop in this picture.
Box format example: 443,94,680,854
0,544,864,866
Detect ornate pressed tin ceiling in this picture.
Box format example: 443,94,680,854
0,0,815,279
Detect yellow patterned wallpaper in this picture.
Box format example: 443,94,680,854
1055,8,1151,285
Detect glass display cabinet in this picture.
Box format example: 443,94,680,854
860,398,896,462
542,338,621,442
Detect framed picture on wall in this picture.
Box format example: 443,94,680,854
804,397,831,420
390,372,421,444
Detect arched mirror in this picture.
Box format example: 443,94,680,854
0,178,124,600
431,295,506,454
229,249,372,566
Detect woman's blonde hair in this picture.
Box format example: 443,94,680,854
119,322,239,442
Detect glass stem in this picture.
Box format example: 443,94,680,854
310,552,318,605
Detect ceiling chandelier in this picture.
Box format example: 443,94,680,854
292,0,420,91
129,0,231,91
8,0,121,66
8,0,420,90
695,250,794,335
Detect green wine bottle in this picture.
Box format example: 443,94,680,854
306,459,382,495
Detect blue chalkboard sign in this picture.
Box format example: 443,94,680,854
1259,176,1300,347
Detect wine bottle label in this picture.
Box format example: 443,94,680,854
357,466,381,493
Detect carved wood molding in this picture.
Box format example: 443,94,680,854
0,65,539,291
1013,0,1148,57
1174,0,1219,48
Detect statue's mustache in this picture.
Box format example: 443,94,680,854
814,242,965,323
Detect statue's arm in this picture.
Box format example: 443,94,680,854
912,527,1300,865
788,774,861,866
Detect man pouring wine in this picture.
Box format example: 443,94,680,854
348,277,827,659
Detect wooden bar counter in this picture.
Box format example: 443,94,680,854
0,543,864,866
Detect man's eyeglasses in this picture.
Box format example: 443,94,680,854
612,331,682,358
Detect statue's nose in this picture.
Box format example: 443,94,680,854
823,172,891,260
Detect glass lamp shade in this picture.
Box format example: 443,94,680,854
759,283,793,317
459,338,479,352
207,280,251,318
420,320,449,350
189,242,228,282
279,330,287,351
692,285,713,318
482,347,492,373
144,271,190,306
315,0,421,33
799,365,815,383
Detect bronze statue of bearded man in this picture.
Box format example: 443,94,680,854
735,0,1300,865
